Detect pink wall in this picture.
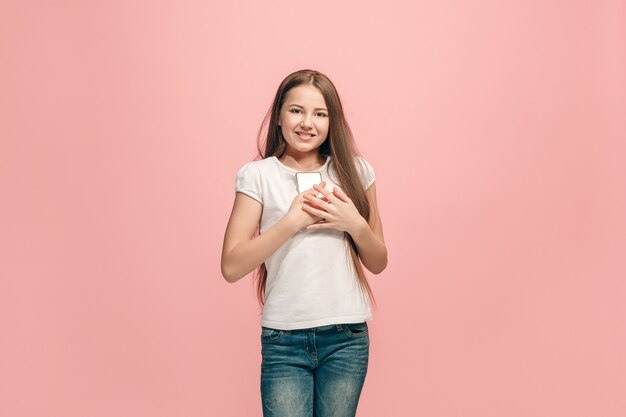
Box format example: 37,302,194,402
1,1,624,416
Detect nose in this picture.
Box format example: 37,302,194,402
301,113,313,129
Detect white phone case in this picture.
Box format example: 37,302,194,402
296,172,323,197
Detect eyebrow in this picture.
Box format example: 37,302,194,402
287,104,328,111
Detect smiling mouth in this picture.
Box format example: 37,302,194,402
296,132,315,139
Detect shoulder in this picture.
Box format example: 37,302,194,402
353,155,376,189
236,157,275,174
354,155,374,170
235,157,275,204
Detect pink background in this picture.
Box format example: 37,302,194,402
1,1,625,416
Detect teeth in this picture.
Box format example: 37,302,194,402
297,132,313,138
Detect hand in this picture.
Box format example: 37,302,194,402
302,184,368,235
284,181,331,231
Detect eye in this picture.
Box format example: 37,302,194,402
316,113,328,118
290,109,301,114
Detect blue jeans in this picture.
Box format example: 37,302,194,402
260,322,369,417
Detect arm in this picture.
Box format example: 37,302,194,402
350,182,388,275
221,192,299,283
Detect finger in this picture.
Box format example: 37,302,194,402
315,182,330,202
313,183,338,203
306,180,326,193
306,222,330,230
332,186,350,202
303,194,329,210
306,202,326,211
303,193,332,209
302,203,328,218
304,181,325,194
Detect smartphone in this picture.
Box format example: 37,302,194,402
296,172,323,197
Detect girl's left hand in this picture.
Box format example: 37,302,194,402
302,184,367,235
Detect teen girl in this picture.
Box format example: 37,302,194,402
221,69,387,417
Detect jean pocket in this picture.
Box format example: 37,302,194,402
343,322,368,338
261,327,286,342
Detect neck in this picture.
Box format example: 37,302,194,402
279,152,327,170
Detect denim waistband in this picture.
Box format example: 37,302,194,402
263,322,366,334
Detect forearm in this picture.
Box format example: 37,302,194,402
350,220,388,274
223,217,298,283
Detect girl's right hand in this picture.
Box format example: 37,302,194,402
286,181,329,231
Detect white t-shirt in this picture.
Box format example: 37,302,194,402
234,155,375,330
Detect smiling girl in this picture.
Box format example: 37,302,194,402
221,69,387,417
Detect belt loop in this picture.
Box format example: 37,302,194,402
336,324,342,331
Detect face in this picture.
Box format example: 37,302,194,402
277,85,329,156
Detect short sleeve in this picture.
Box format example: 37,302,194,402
356,156,376,190
235,162,263,204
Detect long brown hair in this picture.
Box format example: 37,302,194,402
251,69,377,312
